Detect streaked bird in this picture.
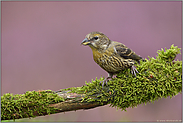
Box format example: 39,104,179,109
81,32,143,87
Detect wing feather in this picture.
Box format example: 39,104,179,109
114,44,142,61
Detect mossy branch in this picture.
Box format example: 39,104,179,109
1,44,182,121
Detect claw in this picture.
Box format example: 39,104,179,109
100,73,113,87
100,77,109,87
131,65,139,77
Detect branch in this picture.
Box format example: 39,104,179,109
1,44,182,121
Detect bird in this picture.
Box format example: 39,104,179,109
81,31,143,87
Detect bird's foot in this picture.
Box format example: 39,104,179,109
131,65,139,77
100,77,110,87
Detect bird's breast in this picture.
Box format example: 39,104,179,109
92,49,103,64
91,48,135,73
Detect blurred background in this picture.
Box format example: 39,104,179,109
1,1,182,122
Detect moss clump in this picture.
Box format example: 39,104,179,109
1,90,65,120
1,45,181,121
68,44,182,110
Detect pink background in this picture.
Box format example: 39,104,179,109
1,1,182,122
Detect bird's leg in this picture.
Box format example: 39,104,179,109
100,73,113,87
131,65,139,77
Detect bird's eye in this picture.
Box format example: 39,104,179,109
94,36,99,40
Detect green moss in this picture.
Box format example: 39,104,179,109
67,44,182,110
1,90,65,120
1,44,182,121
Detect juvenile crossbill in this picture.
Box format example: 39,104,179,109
81,32,143,87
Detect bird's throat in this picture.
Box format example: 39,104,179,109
89,46,98,54
89,46,102,64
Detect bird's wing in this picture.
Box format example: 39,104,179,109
114,43,142,61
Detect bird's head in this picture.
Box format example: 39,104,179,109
81,32,111,51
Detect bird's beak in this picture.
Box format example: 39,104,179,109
81,38,91,45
